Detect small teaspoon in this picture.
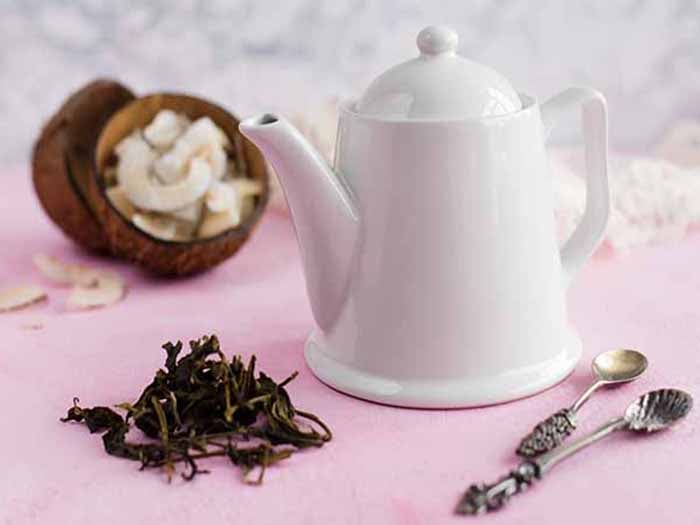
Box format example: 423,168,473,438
457,388,692,515
516,348,648,458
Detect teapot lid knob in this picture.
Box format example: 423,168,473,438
417,26,458,56
355,25,521,119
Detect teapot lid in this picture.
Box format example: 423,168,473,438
355,26,522,120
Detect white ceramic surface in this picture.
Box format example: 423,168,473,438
239,27,610,408
355,26,521,119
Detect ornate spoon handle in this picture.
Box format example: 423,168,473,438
458,418,626,515
455,462,539,515
516,379,604,458
515,408,577,457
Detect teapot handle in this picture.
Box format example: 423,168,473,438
541,87,610,289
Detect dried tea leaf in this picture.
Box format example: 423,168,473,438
0,285,47,312
62,335,331,483
66,274,125,310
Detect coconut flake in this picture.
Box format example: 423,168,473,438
67,274,125,310
143,109,190,151
206,180,239,213
33,254,102,286
33,254,126,310
231,178,264,198
132,213,178,241
206,143,228,180
198,208,241,238
0,285,47,312
106,186,137,219
171,200,204,223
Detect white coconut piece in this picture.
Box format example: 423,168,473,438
198,208,241,238
206,180,239,213
231,178,264,198
186,116,229,148
143,109,190,151
170,199,203,223
153,150,184,184
132,213,178,241
0,285,47,312
122,150,211,212
105,185,137,219
204,143,228,180
67,274,125,310
153,117,228,184
33,254,126,311
33,254,102,286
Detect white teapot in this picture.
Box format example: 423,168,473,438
240,26,609,408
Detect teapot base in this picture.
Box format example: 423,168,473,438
304,331,581,409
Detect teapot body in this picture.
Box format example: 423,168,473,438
239,24,610,408
305,95,581,407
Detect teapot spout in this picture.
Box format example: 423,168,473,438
239,113,359,330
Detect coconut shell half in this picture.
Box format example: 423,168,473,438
92,93,270,276
32,79,136,253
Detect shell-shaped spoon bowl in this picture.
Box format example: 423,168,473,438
625,388,693,432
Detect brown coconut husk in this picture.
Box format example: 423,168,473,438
32,79,135,252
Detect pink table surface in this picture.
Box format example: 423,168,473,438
1,167,698,525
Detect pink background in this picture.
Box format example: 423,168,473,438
1,169,698,524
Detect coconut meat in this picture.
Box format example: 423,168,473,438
108,110,263,242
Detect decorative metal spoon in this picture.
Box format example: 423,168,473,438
516,349,648,457
456,388,692,515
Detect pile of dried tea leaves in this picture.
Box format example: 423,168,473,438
62,335,331,483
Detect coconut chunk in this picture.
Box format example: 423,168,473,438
153,117,228,184
132,213,178,241
206,180,239,213
231,178,264,198
103,107,260,248
198,208,241,238
204,143,228,180
124,153,211,213
153,150,184,184
67,274,125,310
170,200,203,223
33,254,102,286
186,117,229,148
0,285,47,312
143,109,189,151
106,185,136,219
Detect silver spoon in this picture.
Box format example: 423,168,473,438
457,388,692,515
516,348,648,457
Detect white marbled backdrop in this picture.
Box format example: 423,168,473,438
1,0,700,163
